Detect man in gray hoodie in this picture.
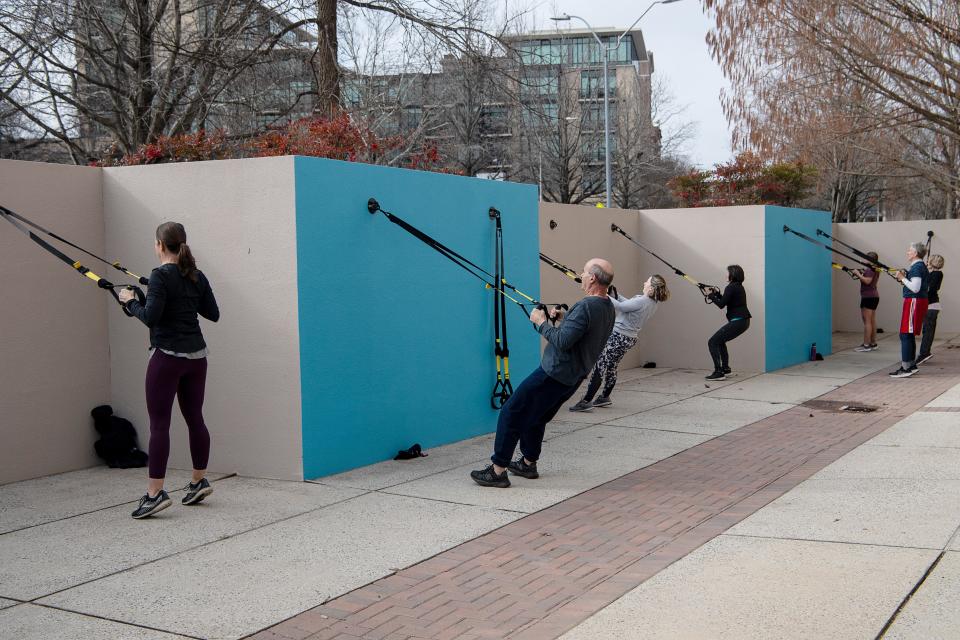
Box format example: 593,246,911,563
471,258,616,488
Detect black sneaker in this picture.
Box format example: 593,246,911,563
131,490,172,519
888,367,915,378
508,457,539,479
592,396,612,407
569,400,593,412
916,353,933,365
705,371,726,381
470,464,510,488
182,477,213,505
722,367,735,377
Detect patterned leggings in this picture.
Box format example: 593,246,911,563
581,332,638,403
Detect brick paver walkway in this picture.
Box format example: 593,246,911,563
250,352,960,640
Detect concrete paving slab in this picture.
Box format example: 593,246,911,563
926,380,960,407
869,412,960,449
727,478,960,549
0,477,364,600
617,368,744,397
317,420,589,490
885,551,960,639
318,432,496,490
814,444,960,481
39,492,519,640
0,604,190,639
704,373,842,405
560,535,936,640
778,356,891,380
605,396,791,436
0,597,18,610
0,467,229,535
384,425,708,513
615,366,675,384
559,389,688,424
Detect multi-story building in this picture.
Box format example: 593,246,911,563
343,27,660,203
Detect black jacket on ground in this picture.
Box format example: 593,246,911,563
126,263,219,353
709,282,751,322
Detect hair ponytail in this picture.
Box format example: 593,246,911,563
177,242,198,282
156,221,198,282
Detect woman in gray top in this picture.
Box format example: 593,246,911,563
570,274,670,411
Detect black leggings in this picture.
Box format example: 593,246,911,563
708,318,750,371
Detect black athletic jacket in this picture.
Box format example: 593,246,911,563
126,263,220,353
928,271,943,305
709,282,751,322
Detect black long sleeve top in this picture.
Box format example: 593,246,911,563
709,282,752,322
125,263,220,353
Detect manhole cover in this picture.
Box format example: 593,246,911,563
803,400,879,413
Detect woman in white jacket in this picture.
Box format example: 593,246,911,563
570,274,670,411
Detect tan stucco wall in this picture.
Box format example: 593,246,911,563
103,157,303,480
832,220,960,336
540,204,766,372
0,160,109,485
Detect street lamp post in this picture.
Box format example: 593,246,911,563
552,0,682,209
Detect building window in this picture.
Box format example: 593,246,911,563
481,106,508,134
580,70,616,98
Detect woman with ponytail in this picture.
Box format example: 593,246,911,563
569,274,670,411
119,222,220,519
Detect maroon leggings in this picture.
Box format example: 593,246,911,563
146,350,210,478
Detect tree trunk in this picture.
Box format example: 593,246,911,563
315,0,340,116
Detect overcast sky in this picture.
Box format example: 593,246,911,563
525,0,732,168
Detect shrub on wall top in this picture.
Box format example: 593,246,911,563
94,114,452,174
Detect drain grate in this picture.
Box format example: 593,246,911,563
803,400,879,413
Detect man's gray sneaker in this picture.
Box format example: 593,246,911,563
132,490,172,519
569,400,593,412
916,353,933,365
471,464,510,488
182,477,213,505
508,457,539,479
592,396,612,407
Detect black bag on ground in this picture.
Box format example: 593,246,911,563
91,405,148,468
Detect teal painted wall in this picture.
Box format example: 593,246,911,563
764,206,833,371
295,157,541,478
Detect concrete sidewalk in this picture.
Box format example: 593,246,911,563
1,332,958,639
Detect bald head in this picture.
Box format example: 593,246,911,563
582,258,614,294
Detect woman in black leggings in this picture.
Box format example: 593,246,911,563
704,265,751,380
119,222,220,519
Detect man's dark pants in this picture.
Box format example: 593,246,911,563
491,366,580,468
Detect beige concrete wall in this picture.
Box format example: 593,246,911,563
103,157,303,480
833,220,960,336
540,204,766,372
0,160,108,485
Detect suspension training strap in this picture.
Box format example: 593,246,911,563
366,199,566,315
0,207,144,315
539,252,582,283
490,208,513,408
814,228,899,277
785,225,898,280
832,262,860,280
610,223,716,302
0,205,149,285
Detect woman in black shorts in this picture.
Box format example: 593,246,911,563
854,252,880,352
